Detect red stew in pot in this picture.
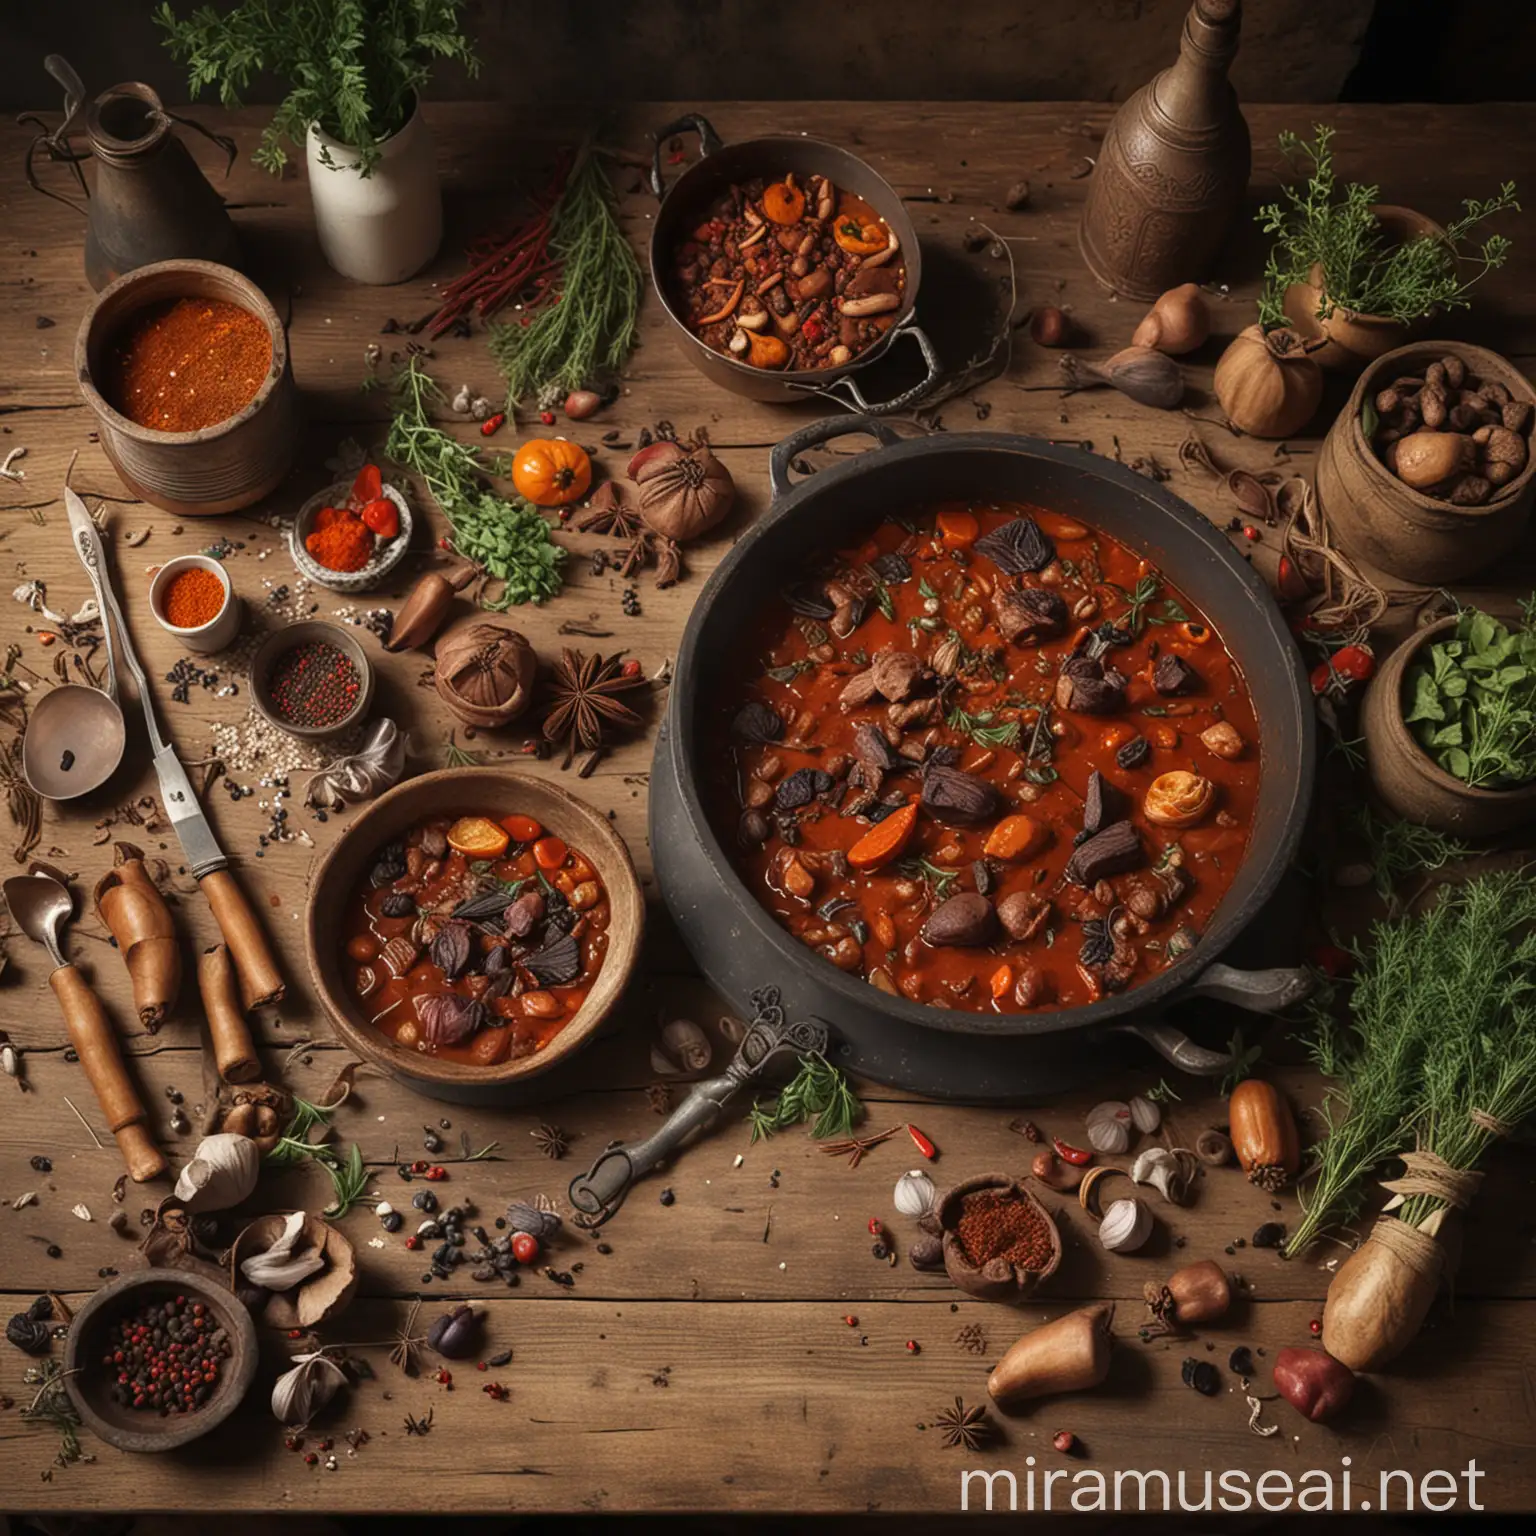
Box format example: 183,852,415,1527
667,171,907,373
340,813,610,1065
705,503,1261,1014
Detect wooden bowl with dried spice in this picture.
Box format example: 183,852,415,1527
74,259,299,516
936,1172,1063,1304
304,769,644,1104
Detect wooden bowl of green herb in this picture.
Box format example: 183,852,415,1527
1363,610,1536,836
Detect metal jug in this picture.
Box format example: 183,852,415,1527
21,55,241,290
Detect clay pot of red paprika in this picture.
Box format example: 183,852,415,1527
936,1172,1062,1304
75,258,299,515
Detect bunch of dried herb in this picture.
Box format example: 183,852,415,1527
385,355,565,607
747,1053,864,1142
266,1097,371,1218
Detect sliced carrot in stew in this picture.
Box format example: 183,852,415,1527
1034,512,1091,541
447,817,510,858
502,814,544,844
937,509,980,548
532,835,568,870
983,813,1050,862
990,963,1013,999
848,800,919,870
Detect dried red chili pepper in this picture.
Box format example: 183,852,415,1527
1052,1136,1093,1166
351,463,382,506
481,412,506,437
906,1124,937,1160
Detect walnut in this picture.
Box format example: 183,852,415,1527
1502,399,1532,434
1445,474,1493,506
1473,423,1528,488
1419,386,1448,429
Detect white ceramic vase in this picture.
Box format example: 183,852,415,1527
305,98,442,285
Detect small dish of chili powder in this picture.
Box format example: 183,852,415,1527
101,296,272,434
148,554,241,652
289,464,414,594
250,620,375,741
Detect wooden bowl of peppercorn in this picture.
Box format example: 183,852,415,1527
249,620,376,742
64,1270,258,1453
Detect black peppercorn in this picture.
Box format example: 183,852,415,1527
1228,1346,1256,1378
658,1189,675,1207
380,1211,403,1234
1181,1357,1220,1395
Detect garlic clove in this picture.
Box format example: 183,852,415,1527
1128,1095,1161,1135
173,1131,261,1213
894,1168,937,1218
271,1350,347,1427
1131,1147,1188,1205
1098,1196,1154,1253
1084,1100,1133,1155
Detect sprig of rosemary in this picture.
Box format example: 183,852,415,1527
747,1052,865,1142
487,145,641,407
1109,575,1187,635
945,703,1021,749
266,1097,372,1218
1352,806,1470,911
385,356,565,606
895,855,962,902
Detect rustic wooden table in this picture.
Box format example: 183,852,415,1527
1,101,1534,1515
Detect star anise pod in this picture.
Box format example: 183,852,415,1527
541,649,646,768
935,1396,992,1451
568,481,645,540
530,1123,570,1160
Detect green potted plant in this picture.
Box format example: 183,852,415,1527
1362,601,1536,836
1257,125,1518,372
155,0,478,284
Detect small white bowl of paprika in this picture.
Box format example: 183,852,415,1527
149,554,242,653
290,466,413,594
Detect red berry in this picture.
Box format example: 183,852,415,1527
512,1232,540,1264
405,1235,422,1251
620,658,643,678
1309,1317,1322,1336
425,1165,447,1181
539,410,556,426
843,1315,858,1327
905,1339,920,1354
867,1217,883,1237
1242,524,1261,542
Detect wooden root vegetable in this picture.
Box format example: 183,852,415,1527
1131,283,1210,355
987,1301,1115,1408
1227,1078,1301,1191
1322,1215,1456,1371
1144,1259,1231,1331
198,942,260,1084
1214,325,1324,438
94,843,181,1031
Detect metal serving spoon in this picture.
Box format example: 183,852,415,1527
3,871,165,1182
21,469,128,800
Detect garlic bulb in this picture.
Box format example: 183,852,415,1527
432,618,537,729
893,1169,937,1219
1098,1197,1154,1254
271,1350,347,1427
1128,1095,1161,1135
650,1018,712,1077
1085,1101,1132,1155
241,1209,326,1290
1131,1147,1188,1205
173,1132,260,1213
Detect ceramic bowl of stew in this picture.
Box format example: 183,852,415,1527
304,768,644,1103
647,112,939,413
649,417,1316,1101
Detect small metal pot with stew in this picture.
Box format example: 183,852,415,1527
648,113,939,413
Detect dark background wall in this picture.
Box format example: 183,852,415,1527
1,0,1532,111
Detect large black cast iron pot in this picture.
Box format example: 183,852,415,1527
650,419,1316,1101
648,113,939,413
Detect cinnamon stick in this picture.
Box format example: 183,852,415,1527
49,964,165,1183
197,942,260,1084
199,868,284,1010
94,842,181,1032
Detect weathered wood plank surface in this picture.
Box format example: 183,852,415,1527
0,101,1534,1511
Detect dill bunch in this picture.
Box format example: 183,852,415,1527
1257,125,1518,329
488,145,641,407
384,355,564,605
1285,871,1536,1256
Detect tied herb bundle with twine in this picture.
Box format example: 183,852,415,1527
1288,870,1536,1370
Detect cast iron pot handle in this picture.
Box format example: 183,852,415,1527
787,320,943,416
649,113,725,201
1115,1022,1235,1077
768,416,902,500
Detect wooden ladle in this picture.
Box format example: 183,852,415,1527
3,871,165,1182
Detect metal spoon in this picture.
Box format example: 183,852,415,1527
21,478,128,800
3,871,165,1182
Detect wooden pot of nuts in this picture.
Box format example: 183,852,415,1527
1315,341,1536,583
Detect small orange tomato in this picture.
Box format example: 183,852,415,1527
746,332,790,370
834,215,889,257
447,816,511,858
511,438,592,507
762,180,806,225
501,813,544,844
360,497,399,539
532,835,568,870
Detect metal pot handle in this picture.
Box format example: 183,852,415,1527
1115,1022,1235,1077
786,320,942,416
648,112,725,201
767,416,903,500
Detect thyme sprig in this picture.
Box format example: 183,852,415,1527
385,356,565,606
488,145,641,407
267,1097,372,1218
747,1052,865,1142
945,703,1021,750
1257,126,1518,329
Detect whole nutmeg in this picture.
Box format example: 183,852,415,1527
433,617,537,729
628,440,736,543
1030,305,1072,348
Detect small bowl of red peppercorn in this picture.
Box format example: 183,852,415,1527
250,619,376,742
64,1270,258,1453
290,463,413,594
